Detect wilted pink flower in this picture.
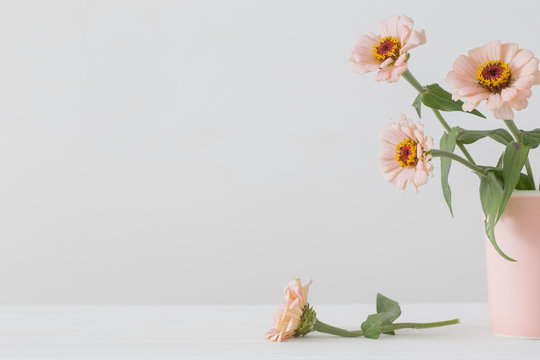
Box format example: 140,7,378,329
447,40,540,120
265,278,312,342
350,15,426,82
378,115,434,192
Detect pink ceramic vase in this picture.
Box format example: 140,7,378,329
486,191,540,338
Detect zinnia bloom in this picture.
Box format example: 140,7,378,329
265,278,312,342
350,15,426,82
378,115,434,192
447,40,540,120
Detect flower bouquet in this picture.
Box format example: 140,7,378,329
350,15,540,337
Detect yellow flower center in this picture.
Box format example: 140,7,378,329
372,36,401,63
395,138,418,168
476,60,511,93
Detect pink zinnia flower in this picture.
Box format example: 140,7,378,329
378,115,434,192
265,278,312,342
350,15,426,83
447,40,540,120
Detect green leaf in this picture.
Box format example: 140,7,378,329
516,172,536,190
421,84,486,118
492,168,535,191
439,130,458,216
522,129,540,149
412,93,422,118
376,293,401,335
361,293,401,339
455,128,513,146
376,293,400,318
479,171,502,223
484,219,515,262
498,142,529,222
479,171,516,261
496,154,504,168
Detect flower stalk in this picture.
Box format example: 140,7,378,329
380,319,460,332
314,318,459,338
401,69,425,93
402,69,476,165
314,320,364,337
431,149,484,174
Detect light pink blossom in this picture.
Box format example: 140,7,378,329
265,278,312,342
447,40,540,120
350,15,426,82
378,115,434,192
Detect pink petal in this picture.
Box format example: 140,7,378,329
534,70,540,85
379,16,399,37
413,168,428,187
387,64,407,82
447,71,476,89
493,103,514,120
453,55,477,75
354,33,379,49
375,67,392,82
483,40,502,61
396,15,414,43
501,87,518,102
513,58,539,78
510,49,534,73
378,160,402,182
462,101,478,112
423,136,434,151
468,46,486,67
508,96,528,111
511,74,536,89
395,171,409,191
379,57,394,69
350,33,381,74
401,29,426,54
501,43,519,65
462,92,489,111
456,85,484,98
351,62,380,74
486,93,503,110
394,53,408,66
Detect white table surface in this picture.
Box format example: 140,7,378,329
0,304,538,359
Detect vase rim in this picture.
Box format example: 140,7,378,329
512,190,540,197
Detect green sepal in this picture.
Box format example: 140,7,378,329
420,84,485,118
294,305,317,337
361,293,401,339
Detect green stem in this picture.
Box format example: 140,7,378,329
431,149,485,174
401,69,425,93
315,318,459,338
503,120,522,141
379,319,460,333
402,69,476,165
314,320,363,337
504,120,535,187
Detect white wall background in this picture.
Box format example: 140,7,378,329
0,0,539,304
